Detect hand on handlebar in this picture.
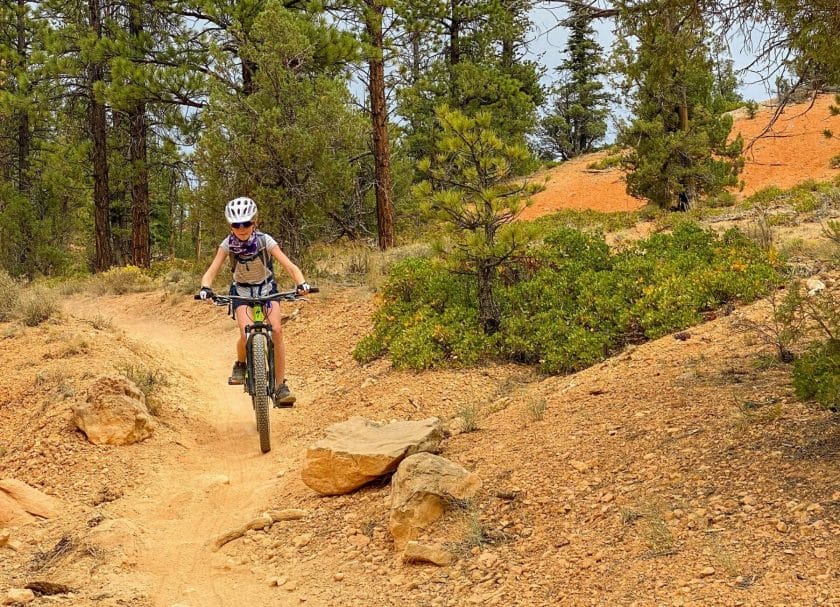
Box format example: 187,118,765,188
296,282,311,295
198,286,214,300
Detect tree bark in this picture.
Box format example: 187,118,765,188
365,0,395,250
89,0,112,272
410,30,421,84
129,3,150,268
15,0,29,193
129,103,150,267
477,263,500,334
448,0,461,93
242,58,257,96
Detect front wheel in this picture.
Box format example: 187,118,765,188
250,333,271,453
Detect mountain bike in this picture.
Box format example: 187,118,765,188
194,288,318,453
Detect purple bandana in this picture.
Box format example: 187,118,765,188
228,232,258,257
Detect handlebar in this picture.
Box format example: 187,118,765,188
194,287,319,304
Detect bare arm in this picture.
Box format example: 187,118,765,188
269,244,305,286
201,247,230,289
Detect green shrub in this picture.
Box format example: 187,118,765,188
530,209,640,233
353,258,491,369
357,221,778,374
793,340,840,411
743,186,785,208
0,270,19,321
831,155,840,170
94,266,155,295
586,154,623,171
704,191,737,208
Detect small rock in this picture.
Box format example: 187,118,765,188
347,533,370,548
333,573,345,582
0,529,9,548
699,566,715,578
776,521,788,533
3,589,35,605
402,541,453,566
284,580,298,592
293,533,312,548
806,278,826,296
815,548,828,559
569,460,588,473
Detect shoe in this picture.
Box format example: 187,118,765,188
229,361,246,385
273,381,296,408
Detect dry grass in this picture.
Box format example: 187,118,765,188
524,398,547,422
306,241,434,289
117,363,170,415
18,286,60,327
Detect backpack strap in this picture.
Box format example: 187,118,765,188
229,232,273,278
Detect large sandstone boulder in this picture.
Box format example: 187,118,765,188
0,479,63,528
389,452,481,549
0,492,34,528
301,417,444,495
73,375,154,445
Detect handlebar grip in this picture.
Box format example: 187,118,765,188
307,286,320,294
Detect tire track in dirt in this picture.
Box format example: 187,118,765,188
72,296,300,607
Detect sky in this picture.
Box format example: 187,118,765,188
528,6,776,102
526,6,778,142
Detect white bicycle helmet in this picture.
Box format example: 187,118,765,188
224,197,257,224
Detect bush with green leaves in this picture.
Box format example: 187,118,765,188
793,339,840,411
356,221,778,373
353,257,492,369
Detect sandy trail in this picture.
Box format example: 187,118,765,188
72,297,300,607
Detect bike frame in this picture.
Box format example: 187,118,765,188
196,287,318,453
243,303,276,398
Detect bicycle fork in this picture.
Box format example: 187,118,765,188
244,325,277,397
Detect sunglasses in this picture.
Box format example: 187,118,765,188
231,221,254,229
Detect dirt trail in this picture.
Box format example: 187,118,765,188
70,298,299,607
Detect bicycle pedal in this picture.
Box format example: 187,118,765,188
228,378,245,386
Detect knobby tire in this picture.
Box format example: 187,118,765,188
250,333,271,453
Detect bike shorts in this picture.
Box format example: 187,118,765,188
228,280,278,317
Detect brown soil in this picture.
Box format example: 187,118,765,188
521,94,840,219
2,281,840,607
1,97,840,607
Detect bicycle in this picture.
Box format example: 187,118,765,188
194,288,319,453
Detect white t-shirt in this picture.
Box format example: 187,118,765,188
220,232,278,285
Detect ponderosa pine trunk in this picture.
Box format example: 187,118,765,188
15,0,29,193
89,0,112,271
129,3,150,268
365,0,395,250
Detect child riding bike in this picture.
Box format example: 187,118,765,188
197,196,310,406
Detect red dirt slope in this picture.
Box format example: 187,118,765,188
521,94,840,220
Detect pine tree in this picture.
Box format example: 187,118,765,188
196,1,368,258
537,5,612,160
415,106,542,334
0,1,92,275
396,0,543,167
615,2,743,210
